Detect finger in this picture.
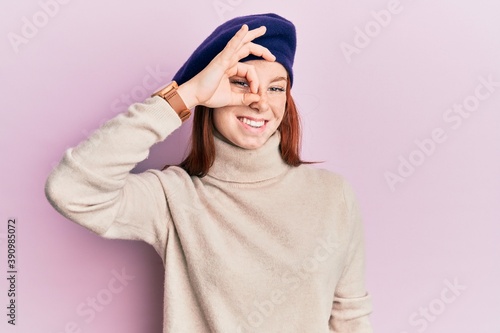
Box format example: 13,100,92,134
224,24,250,54
230,62,260,94
232,25,267,49
240,25,267,44
236,42,276,62
230,92,260,106
220,25,271,63
242,93,260,106
235,26,275,61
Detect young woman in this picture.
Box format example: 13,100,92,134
45,13,373,333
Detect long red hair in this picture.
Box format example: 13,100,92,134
172,78,308,177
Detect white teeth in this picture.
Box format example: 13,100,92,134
239,117,265,128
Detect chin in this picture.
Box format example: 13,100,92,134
233,137,266,150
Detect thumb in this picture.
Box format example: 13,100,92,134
233,92,260,106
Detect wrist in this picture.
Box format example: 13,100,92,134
152,81,192,122
177,81,198,110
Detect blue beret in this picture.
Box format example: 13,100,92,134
173,13,297,87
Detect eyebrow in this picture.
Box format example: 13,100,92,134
270,76,287,83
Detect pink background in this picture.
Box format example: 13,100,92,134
2,0,499,332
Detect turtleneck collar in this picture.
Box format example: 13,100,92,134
207,131,290,183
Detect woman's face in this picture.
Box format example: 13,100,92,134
212,60,288,150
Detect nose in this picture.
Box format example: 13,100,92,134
249,89,270,113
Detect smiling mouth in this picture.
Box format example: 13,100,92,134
238,117,267,128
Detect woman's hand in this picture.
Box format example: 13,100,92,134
177,24,276,110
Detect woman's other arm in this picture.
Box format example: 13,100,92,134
329,180,373,332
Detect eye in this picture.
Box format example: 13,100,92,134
230,79,249,88
269,86,285,93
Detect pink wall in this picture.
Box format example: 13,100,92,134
2,0,499,332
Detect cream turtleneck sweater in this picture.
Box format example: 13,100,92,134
45,96,372,333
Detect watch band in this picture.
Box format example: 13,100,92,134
152,81,191,122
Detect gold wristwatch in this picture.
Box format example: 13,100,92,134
152,81,191,122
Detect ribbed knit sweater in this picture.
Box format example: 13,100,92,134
45,96,373,333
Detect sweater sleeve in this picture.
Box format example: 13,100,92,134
329,180,373,332
45,96,182,259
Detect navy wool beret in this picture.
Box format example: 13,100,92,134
172,13,297,86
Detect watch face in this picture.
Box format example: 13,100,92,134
152,82,176,97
